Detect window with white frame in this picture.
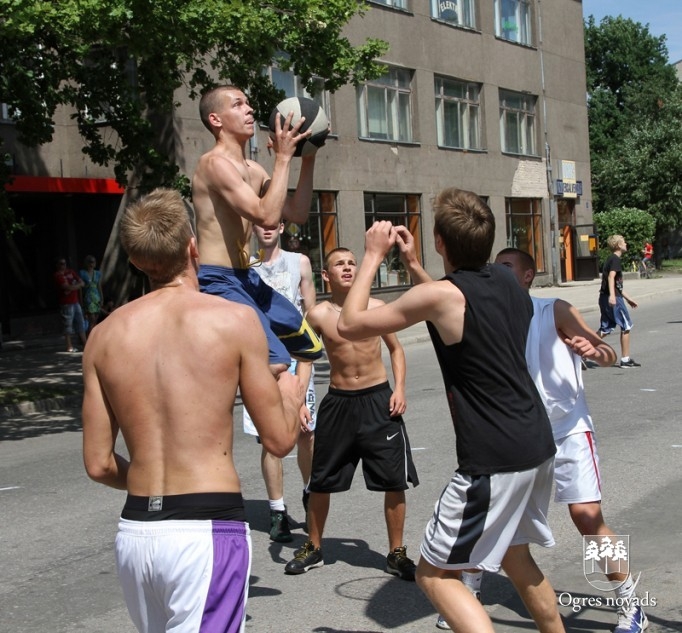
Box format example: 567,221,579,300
357,66,413,143
369,0,408,9
499,90,536,155
435,76,482,150
266,56,330,119
430,0,476,28
494,0,532,45
1,103,18,122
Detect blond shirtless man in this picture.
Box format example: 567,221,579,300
82,188,303,633
192,84,322,379
283,247,420,581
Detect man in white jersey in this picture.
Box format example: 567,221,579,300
243,221,318,542
492,248,648,633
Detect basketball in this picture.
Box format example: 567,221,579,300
268,97,330,157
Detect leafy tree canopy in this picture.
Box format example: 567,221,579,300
594,207,655,267
0,0,388,229
584,15,682,237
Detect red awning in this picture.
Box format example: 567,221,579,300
5,176,125,194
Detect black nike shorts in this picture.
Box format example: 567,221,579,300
308,382,419,493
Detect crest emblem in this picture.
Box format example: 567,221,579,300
583,534,630,591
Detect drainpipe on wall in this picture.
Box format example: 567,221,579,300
537,1,561,286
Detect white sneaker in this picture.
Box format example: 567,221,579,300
613,605,649,633
435,591,480,630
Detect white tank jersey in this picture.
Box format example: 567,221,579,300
251,250,303,314
526,296,594,439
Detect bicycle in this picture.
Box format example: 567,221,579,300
637,257,654,279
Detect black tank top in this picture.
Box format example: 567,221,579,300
427,264,555,475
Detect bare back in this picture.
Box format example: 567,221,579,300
192,147,269,268
83,288,254,495
307,300,389,390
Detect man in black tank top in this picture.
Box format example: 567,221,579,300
338,188,565,633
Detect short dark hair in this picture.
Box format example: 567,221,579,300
496,247,536,273
433,188,495,270
323,247,354,269
199,85,242,132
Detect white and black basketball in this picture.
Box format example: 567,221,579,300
268,96,330,157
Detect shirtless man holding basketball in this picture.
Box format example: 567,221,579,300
192,85,322,380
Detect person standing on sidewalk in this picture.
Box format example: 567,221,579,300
53,257,86,352
82,188,303,633
284,247,420,581
243,221,318,542
598,235,641,367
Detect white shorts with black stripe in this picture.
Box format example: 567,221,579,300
420,458,555,573
553,431,602,504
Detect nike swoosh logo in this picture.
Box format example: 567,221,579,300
386,432,399,441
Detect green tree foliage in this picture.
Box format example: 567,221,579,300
0,0,388,229
584,15,681,228
593,207,655,267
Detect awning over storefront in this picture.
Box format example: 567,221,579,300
5,176,125,194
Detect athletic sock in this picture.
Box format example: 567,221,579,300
462,570,483,594
621,356,630,363
613,573,637,603
269,498,286,512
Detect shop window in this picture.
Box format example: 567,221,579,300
505,197,545,273
364,193,422,288
282,191,339,294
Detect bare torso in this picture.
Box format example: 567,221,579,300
192,146,269,268
85,287,247,495
308,301,388,390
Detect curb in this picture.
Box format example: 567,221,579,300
0,394,82,417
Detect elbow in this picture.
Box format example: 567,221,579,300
262,435,297,459
84,461,113,485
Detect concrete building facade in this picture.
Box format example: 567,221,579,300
1,0,595,337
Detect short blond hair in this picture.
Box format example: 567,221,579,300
120,188,192,285
433,188,495,269
607,235,624,252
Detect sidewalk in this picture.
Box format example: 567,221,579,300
2,273,680,418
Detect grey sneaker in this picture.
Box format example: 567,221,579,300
284,540,324,575
269,509,292,543
386,546,416,581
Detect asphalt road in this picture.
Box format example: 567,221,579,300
1,297,680,633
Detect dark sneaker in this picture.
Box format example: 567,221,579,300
284,540,324,574
620,358,642,368
269,509,292,543
613,605,648,633
386,546,416,581
436,590,480,629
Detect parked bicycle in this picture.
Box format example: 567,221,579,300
638,257,654,279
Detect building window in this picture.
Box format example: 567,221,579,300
505,198,546,273
494,0,532,45
0,103,18,122
358,66,413,143
282,191,339,294
430,0,476,28
364,193,422,288
435,76,482,150
499,90,536,156
369,0,408,9
266,54,331,120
